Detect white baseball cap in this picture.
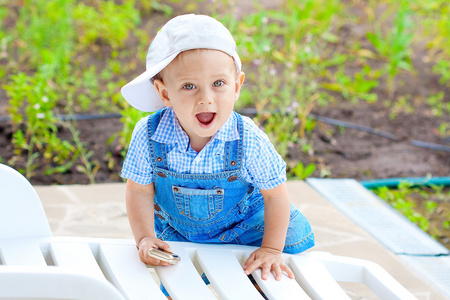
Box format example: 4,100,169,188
121,14,242,112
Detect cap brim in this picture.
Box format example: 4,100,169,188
121,52,180,112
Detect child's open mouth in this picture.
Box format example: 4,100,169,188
196,112,216,126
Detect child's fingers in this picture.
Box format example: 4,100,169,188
136,240,171,267
145,257,171,267
281,264,295,279
244,259,261,276
138,246,149,262
272,264,282,281
140,247,171,266
154,240,173,253
145,257,160,265
244,252,256,269
261,265,271,280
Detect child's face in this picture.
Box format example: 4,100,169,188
154,50,245,149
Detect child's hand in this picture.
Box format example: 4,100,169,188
137,236,173,266
243,247,294,281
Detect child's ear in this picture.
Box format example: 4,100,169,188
234,71,245,101
154,79,172,107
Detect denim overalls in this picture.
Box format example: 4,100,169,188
148,108,314,254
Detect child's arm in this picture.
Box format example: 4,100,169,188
243,182,295,280
126,179,173,266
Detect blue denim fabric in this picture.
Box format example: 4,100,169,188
148,108,314,254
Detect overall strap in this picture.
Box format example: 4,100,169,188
224,112,244,172
148,108,169,169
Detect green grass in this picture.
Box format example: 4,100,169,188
0,0,447,241
366,0,415,97
0,0,448,182
373,181,450,248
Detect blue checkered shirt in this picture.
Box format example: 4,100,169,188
121,107,286,190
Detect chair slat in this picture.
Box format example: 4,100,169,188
50,243,104,280
155,243,216,300
309,252,418,300
250,267,311,300
0,242,46,266
196,248,263,300
99,244,167,300
0,266,125,300
289,255,350,300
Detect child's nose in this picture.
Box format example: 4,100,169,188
197,88,214,105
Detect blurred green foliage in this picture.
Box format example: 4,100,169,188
0,0,448,182
373,181,450,247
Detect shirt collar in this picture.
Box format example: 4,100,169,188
214,112,240,142
151,108,188,150
151,108,240,150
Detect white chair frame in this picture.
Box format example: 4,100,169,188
0,164,417,299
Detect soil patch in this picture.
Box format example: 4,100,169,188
0,0,448,250
306,101,449,180
1,99,447,186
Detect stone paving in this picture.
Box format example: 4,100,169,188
35,181,446,299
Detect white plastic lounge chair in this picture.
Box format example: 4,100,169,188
0,163,418,299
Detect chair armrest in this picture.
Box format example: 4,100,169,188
0,266,125,300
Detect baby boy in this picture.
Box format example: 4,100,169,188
120,14,315,282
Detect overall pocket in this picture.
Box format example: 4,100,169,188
172,186,224,221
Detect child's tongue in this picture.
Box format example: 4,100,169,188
196,112,215,125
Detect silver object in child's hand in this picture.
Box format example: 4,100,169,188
148,248,180,265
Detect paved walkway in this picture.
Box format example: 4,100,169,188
35,181,445,299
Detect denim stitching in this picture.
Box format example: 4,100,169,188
153,167,239,180
235,111,244,170
147,111,313,249
284,232,314,247
166,199,244,229
172,187,224,221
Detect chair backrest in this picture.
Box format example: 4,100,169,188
0,164,52,239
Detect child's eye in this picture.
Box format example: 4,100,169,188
213,80,224,87
183,83,195,90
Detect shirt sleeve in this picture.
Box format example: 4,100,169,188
242,117,287,190
120,116,154,185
